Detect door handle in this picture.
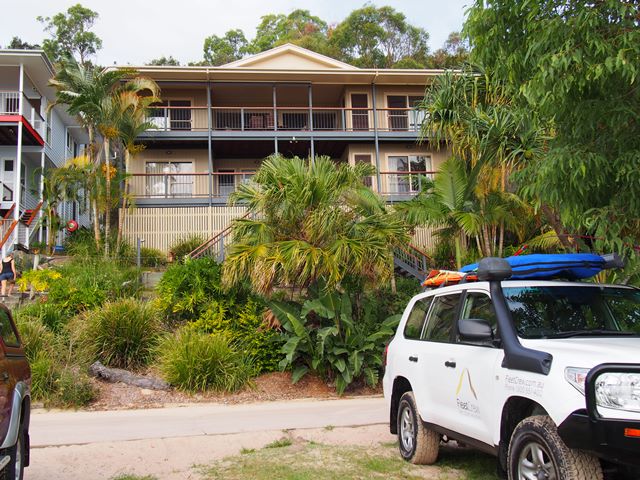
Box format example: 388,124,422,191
444,361,457,368
408,356,418,363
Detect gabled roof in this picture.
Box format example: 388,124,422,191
223,43,357,70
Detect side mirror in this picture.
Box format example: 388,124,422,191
459,318,493,341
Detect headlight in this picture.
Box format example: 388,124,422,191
565,367,589,394
595,372,640,413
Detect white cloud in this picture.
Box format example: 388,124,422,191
2,0,468,65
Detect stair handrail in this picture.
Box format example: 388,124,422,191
0,220,19,251
394,243,432,279
188,211,251,259
1,203,15,224
25,201,43,226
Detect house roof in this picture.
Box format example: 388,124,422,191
116,44,446,86
222,43,357,70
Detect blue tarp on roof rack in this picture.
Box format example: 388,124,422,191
461,253,606,280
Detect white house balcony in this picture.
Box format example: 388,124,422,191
0,90,46,146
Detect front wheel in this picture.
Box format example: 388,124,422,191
507,415,602,480
397,391,440,465
1,426,25,480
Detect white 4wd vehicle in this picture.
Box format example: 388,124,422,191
383,257,640,480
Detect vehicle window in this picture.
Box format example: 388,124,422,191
0,309,19,347
423,294,461,342
403,297,431,340
503,286,640,339
460,291,497,332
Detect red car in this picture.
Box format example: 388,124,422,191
0,304,30,480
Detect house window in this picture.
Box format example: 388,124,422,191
145,162,194,197
45,109,52,144
350,94,369,131
387,95,424,131
66,131,76,158
148,100,192,131
388,155,432,194
354,154,373,188
217,169,236,198
240,169,255,184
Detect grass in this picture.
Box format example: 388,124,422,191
264,437,293,449
111,475,158,480
204,440,497,480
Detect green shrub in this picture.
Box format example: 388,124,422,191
140,247,167,268
54,368,96,407
191,299,284,373
64,228,135,259
73,298,162,370
30,350,58,400
169,234,205,262
47,258,141,317
15,301,68,333
155,257,229,323
156,328,254,392
14,314,95,407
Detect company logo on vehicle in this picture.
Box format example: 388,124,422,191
456,368,480,417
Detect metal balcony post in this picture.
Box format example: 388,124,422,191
371,83,381,193
206,84,214,208
240,107,245,131
308,84,315,161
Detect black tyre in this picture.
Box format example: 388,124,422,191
507,415,602,480
397,391,440,465
0,426,25,480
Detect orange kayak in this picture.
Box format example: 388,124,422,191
422,269,478,288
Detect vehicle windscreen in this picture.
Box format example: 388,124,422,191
503,286,640,339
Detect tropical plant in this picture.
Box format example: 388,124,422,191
223,155,410,295
156,328,255,392
270,289,400,394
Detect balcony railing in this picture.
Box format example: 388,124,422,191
129,170,434,200
0,91,47,139
145,106,425,133
129,171,256,199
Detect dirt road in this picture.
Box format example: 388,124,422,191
28,397,392,479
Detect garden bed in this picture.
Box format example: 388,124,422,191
85,371,381,411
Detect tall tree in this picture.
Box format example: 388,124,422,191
146,56,180,66
250,10,330,54
465,0,640,255
203,29,249,66
429,32,469,69
38,4,102,65
3,37,40,50
330,6,429,68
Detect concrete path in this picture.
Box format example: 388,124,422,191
27,397,391,480
31,396,387,447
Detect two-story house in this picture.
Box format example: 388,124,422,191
118,44,447,253
0,49,87,253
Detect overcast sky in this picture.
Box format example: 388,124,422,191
2,0,469,66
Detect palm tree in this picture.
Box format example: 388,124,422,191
97,78,159,256
115,89,160,252
222,155,410,296
396,156,528,268
49,56,135,247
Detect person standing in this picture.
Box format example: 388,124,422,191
0,251,16,297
